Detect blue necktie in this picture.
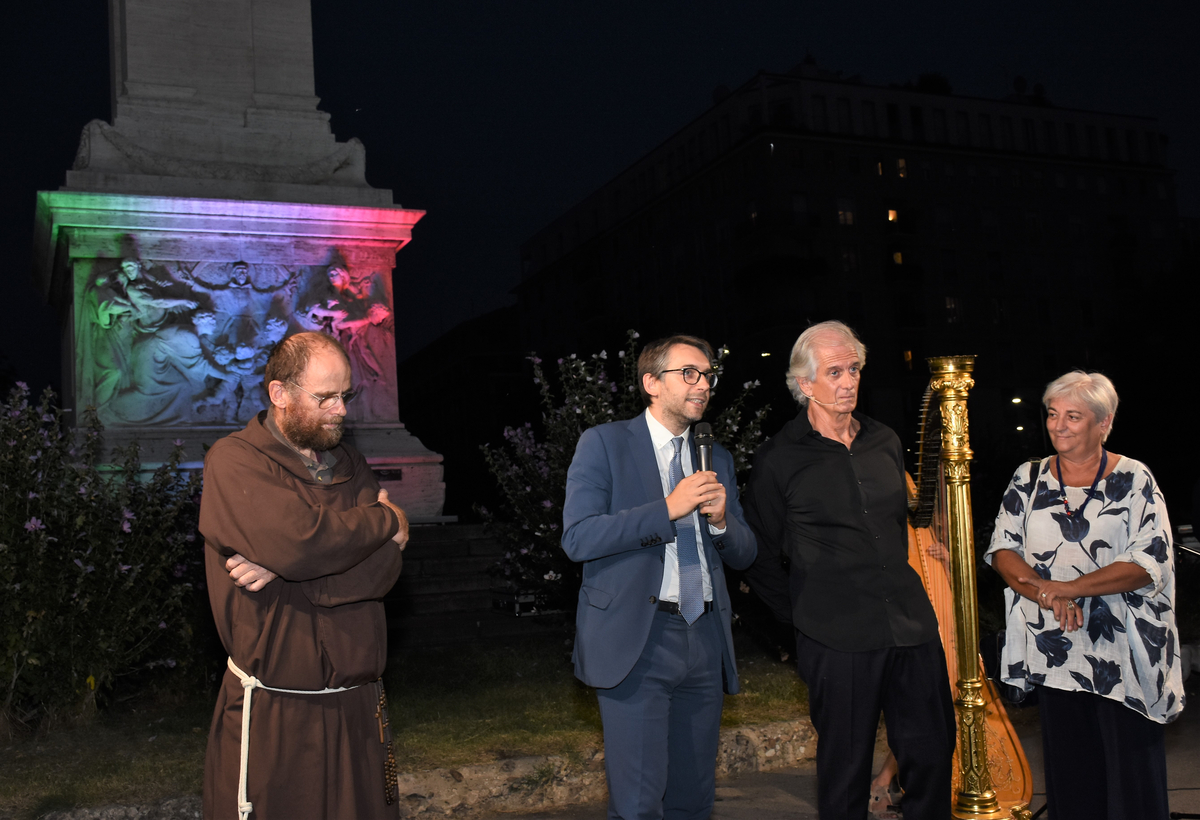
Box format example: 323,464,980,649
669,436,704,624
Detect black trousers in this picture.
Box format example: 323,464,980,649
795,630,956,820
1038,685,1169,820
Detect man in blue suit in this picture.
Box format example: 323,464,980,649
563,334,757,820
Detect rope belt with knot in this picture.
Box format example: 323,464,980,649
225,657,365,820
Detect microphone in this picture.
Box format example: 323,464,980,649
804,392,840,407
694,423,714,473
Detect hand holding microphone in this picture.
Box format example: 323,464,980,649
692,423,726,525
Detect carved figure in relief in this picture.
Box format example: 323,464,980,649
171,262,297,422
194,314,289,422
297,265,395,417
81,258,202,424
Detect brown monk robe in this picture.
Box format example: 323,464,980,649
201,410,403,819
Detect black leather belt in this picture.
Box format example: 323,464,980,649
657,600,714,615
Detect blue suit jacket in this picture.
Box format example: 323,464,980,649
562,413,757,692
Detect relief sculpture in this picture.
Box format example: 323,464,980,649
77,257,398,426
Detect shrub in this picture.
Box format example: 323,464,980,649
0,383,202,733
480,331,768,611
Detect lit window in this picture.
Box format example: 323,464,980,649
893,252,903,265
877,161,884,176
888,209,898,222
945,296,961,323
897,158,907,178
903,350,913,370
837,198,855,226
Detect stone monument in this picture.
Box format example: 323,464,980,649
32,0,446,517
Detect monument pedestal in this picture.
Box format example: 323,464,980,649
34,191,445,517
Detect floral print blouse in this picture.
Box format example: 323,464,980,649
985,456,1184,723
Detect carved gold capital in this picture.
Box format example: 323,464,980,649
930,374,976,394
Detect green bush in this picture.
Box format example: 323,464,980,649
0,383,202,733
480,331,768,611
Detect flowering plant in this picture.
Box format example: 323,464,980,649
0,383,202,732
480,331,768,611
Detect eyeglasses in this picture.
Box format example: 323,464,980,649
288,381,360,409
659,368,719,388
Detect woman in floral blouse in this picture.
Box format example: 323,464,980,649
985,370,1182,820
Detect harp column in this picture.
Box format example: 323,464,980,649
929,356,1006,819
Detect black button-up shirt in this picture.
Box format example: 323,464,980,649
743,411,938,652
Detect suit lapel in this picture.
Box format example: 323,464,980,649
627,414,666,502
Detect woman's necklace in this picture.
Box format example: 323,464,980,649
1055,449,1107,518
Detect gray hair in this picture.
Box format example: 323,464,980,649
1042,370,1119,442
785,321,867,406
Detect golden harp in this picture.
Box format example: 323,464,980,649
907,356,1034,820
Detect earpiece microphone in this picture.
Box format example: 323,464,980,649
804,393,840,407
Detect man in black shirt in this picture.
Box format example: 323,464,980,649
744,320,955,820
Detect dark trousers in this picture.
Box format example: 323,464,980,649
795,630,956,820
1038,685,1169,820
595,607,725,820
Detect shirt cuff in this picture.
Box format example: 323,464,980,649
707,522,727,536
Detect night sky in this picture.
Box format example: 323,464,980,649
2,0,1196,392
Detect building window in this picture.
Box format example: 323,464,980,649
941,249,958,279
897,158,907,178
1025,212,1043,241
770,99,794,126
887,103,902,139
1065,123,1079,156
812,95,828,131
1043,120,1059,154
978,113,993,148
837,98,853,133
893,251,904,265
945,296,962,324
1126,129,1141,163
955,111,971,145
1105,127,1120,160
911,106,926,142
932,109,948,143
837,198,855,226
1023,118,1037,151
862,101,877,136
999,117,1015,150
888,209,899,222
1086,125,1100,157
842,248,859,273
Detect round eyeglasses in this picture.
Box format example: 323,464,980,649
288,381,360,409
659,367,718,388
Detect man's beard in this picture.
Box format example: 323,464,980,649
279,403,344,452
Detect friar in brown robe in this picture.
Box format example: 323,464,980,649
200,332,407,819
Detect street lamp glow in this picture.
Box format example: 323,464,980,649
1011,397,1022,404
1016,426,1024,431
